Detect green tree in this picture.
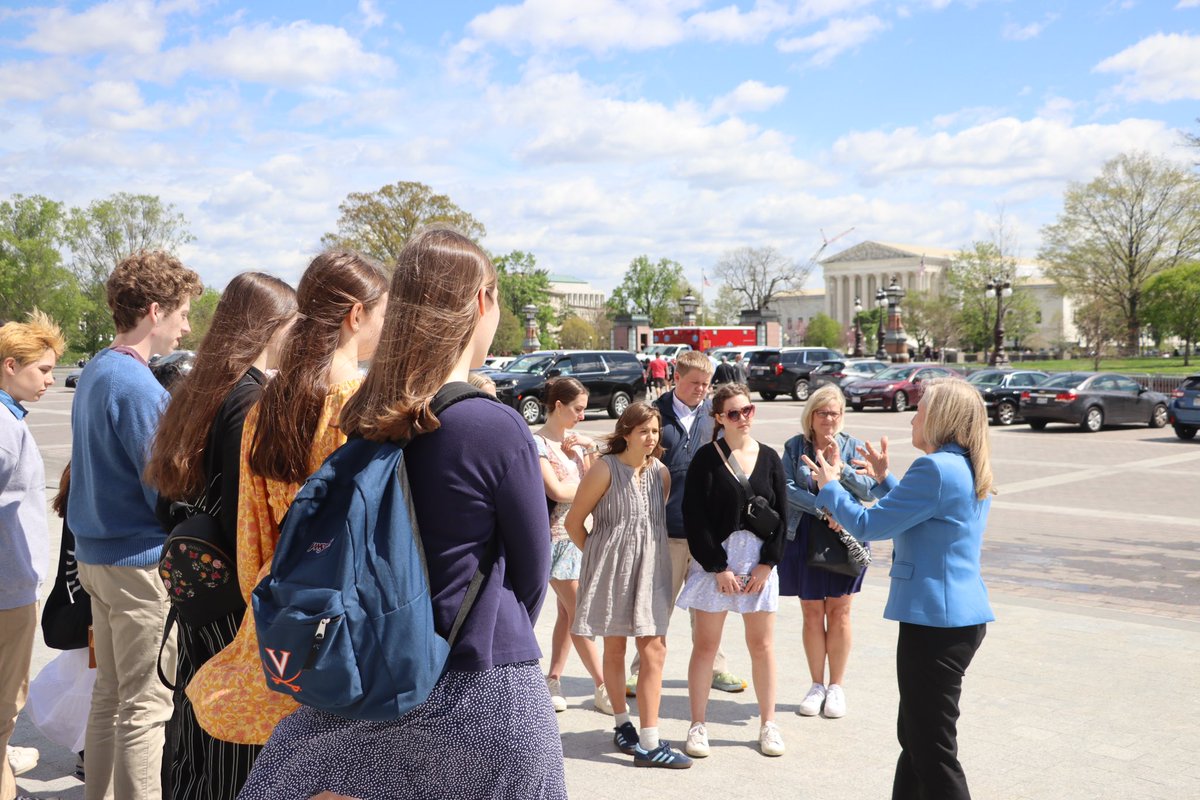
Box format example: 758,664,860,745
1073,294,1126,370
902,291,962,354
803,312,843,349
0,194,82,336
703,283,744,325
179,287,222,350
559,315,597,349
64,193,194,356
946,242,1038,357
321,181,486,264
1040,152,1200,354
607,255,686,328
1142,261,1200,366
491,304,524,355
493,250,556,348
713,246,811,311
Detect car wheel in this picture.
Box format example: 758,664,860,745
996,401,1017,426
1028,420,1048,431
519,397,544,425
791,378,810,401
891,391,909,413
850,401,863,412
1081,406,1104,433
760,392,777,401
1175,424,1198,440
1149,404,1168,429
608,391,631,419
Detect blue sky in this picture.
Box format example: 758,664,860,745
1,1,1197,294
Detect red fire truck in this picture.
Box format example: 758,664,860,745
652,326,757,352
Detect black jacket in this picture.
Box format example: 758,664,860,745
653,391,714,539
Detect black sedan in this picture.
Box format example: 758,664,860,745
966,368,1048,426
1020,372,1169,432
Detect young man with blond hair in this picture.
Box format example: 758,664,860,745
69,250,201,800
628,351,746,695
0,310,66,800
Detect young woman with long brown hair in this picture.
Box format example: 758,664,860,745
237,228,566,800
144,271,297,800
184,251,387,768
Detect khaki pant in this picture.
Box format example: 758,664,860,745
0,603,37,800
78,563,177,800
631,538,727,675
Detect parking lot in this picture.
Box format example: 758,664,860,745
15,374,1200,799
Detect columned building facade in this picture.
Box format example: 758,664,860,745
820,241,957,328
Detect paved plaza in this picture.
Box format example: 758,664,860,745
14,376,1200,799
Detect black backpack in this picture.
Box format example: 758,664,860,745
158,502,245,628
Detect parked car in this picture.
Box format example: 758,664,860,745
1167,374,1200,440
149,350,196,392
484,355,515,370
65,367,83,388
1020,372,1169,432
810,358,890,393
746,347,843,401
708,346,769,367
966,368,1049,426
844,363,962,412
489,349,647,424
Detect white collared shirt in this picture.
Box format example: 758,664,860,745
671,390,702,435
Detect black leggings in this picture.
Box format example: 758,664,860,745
892,622,986,800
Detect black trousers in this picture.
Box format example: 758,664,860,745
892,621,986,800
166,609,264,800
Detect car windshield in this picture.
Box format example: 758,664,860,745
504,354,555,374
1039,373,1088,389
967,371,1005,386
1182,376,1200,391
873,366,917,381
814,363,842,374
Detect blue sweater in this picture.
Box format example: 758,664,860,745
0,391,49,609
69,348,169,567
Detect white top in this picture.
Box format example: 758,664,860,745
672,390,703,435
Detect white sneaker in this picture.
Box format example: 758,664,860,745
685,721,710,758
593,683,614,715
797,682,826,716
546,676,567,713
759,720,785,756
823,684,846,718
7,744,39,776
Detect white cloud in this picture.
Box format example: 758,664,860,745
832,116,1179,187
21,0,166,56
709,80,788,116
1094,32,1200,102
46,80,228,132
465,0,695,54
0,59,81,103
1175,0,1199,8
162,21,394,87
359,0,385,30
1002,13,1059,41
776,15,888,66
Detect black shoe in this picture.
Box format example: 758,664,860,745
634,740,694,769
613,721,639,755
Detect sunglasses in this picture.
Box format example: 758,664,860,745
722,404,756,422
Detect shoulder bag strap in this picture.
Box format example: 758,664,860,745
156,605,178,692
446,535,499,646
716,439,754,500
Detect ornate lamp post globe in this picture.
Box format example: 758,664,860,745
679,294,699,327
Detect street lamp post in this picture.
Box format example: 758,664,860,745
852,297,864,357
885,277,909,363
874,288,887,360
679,294,699,327
985,277,1013,366
521,303,539,352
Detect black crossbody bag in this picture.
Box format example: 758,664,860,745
716,440,781,539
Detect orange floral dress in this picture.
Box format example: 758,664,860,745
186,377,362,745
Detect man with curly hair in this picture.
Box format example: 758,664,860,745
69,250,201,800
0,310,66,800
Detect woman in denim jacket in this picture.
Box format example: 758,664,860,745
781,384,888,719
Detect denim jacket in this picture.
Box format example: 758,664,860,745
782,432,887,538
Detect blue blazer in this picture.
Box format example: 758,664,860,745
816,443,995,628
654,392,713,539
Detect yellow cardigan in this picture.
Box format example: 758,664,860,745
186,378,362,745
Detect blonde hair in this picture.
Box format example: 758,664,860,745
466,370,497,396
0,309,67,365
674,350,713,377
801,384,846,440
920,379,995,499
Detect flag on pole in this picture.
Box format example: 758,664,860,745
702,271,712,287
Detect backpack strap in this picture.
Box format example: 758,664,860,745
429,381,496,417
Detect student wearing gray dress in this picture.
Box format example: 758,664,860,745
566,402,692,770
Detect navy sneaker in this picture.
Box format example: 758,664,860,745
634,740,694,769
613,722,639,755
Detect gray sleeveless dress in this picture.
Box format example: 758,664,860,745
573,455,672,638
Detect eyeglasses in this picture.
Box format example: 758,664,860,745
722,404,756,422
814,410,843,420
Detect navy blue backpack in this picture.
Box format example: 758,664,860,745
252,383,496,721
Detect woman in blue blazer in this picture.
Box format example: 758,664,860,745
804,378,995,800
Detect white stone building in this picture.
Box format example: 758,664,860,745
547,275,606,318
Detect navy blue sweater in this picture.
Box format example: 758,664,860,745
654,391,714,539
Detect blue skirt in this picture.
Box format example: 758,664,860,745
777,514,867,601
237,661,567,800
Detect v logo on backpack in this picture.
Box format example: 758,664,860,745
252,382,497,721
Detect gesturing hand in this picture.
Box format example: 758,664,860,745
852,436,890,482
800,448,842,489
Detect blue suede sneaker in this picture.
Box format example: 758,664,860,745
613,722,639,755
633,740,694,769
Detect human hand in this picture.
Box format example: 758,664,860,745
801,448,842,489
744,563,773,594
852,436,889,482
824,515,843,533
715,570,742,595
